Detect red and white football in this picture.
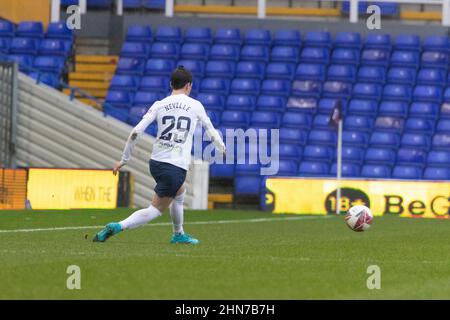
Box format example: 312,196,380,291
345,205,373,232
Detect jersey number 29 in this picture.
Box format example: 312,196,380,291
160,116,191,143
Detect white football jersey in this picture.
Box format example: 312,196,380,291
120,93,225,170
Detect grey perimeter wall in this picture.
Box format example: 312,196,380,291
68,10,450,55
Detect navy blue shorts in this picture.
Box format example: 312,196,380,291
149,159,187,198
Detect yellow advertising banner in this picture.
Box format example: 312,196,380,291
264,178,450,219
0,169,27,210
27,169,119,209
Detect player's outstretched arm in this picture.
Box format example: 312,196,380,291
198,105,226,154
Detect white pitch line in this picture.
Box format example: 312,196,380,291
0,215,332,234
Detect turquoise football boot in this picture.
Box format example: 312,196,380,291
92,222,122,242
170,233,199,245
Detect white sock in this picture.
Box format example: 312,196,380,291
170,190,185,235
119,205,162,230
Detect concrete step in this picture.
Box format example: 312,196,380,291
75,55,118,64
75,64,116,73
69,81,110,90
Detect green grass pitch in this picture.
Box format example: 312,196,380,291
0,209,449,299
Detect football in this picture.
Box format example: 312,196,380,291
345,205,373,232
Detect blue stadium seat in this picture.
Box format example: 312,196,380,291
361,164,391,178
347,99,377,116
210,163,235,178
286,97,317,113
234,175,263,195
278,144,302,162
392,166,422,180
109,75,139,91
176,59,205,77
357,66,386,84
244,28,271,46
327,65,356,82
280,128,307,145
303,31,331,48
209,44,240,61
378,3,400,16
390,50,420,69
123,0,142,9
220,110,249,127
444,87,450,102
206,110,221,127
0,38,10,53
131,91,160,107
150,42,179,59
230,78,260,96
205,60,235,79
409,102,439,119
423,35,450,53
404,118,434,134
10,38,39,55
197,93,225,111
291,80,321,99
240,45,269,62
121,42,150,59
370,131,400,149
225,95,256,111
105,90,133,108
413,85,442,103
86,0,111,8
416,68,446,87
139,76,169,93
185,27,212,44
394,34,420,51
33,56,65,73
437,119,450,133
256,95,286,113
261,79,291,96
386,67,416,85
341,1,368,14
331,48,360,65
6,54,34,71
300,47,330,64
298,161,330,177
265,62,295,80
365,147,396,166
396,148,427,167
344,115,373,132
342,146,365,164
303,145,334,163
343,131,369,147
128,106,148,125
271,46,300,63
144,58,175,76
200,78,230,95
423,167,450,180
330,163,360,177
361,49,390,67
322,81,352,99
308,129,337,146
250,111,281,128
235,61,265,79
383,84,412,102
16,21,44,38
427,151,450,167
126,25,153,43
28,72,60,88
155,26,182,43
421,51,449,69
334,32,362,49
401,133,431,151
364,33,391,50
375,116,404,133
273,29,301,46
0,19,15,38
46,22,74,40
312,114,331,129
273,160,298,176
440,103,450,119
295,63,326,81
180,43,209,60
352,83,383,101
317,98,343,115
143,0,165,10
116,57,145,75
214,28,242,45
281,112,312,129
378,101,408,118
39,39,68,56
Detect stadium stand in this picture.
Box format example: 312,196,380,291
102,24,450,199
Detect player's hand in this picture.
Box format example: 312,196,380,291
113,161,125,176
